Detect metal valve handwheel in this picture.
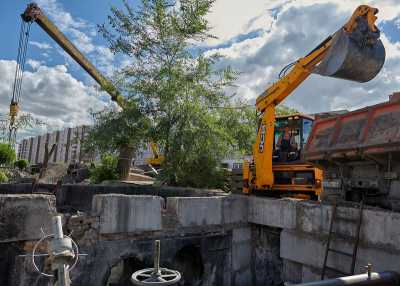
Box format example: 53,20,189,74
131,240,181,285
31,233,80,277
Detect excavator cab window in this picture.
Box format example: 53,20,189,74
273,116,313,163
302,118,313,147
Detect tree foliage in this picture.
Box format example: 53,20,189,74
0,171,8,183
0,143,16,165
15,159,28,170
276,105,299,116
92,0,256,187
86,102,150,154
90,154,119,184
0,113,45,142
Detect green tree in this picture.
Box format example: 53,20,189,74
94,0,255,187
0,171,8,183
90,154,119,183
0,143,16,165
85,102,150,177
14,159,28,170
0,113,45,142
276,105,299,116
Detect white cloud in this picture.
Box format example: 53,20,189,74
0,60,110,139
206,0,273,45
34,0,114,72
207,1,400,113
206,0,400,45
30,41,52,50
26,59,42,70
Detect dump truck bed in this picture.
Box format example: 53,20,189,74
304,95,400,161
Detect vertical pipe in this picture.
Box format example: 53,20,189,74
153,240,160,275
52,215,63,239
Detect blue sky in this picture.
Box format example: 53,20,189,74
0,0,128,82
0,0,400,140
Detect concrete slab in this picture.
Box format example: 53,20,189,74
281,230,400,275
282,259,302,284
296,201,400,251
249,197,297,229
362,208,400,250
0,194,56,242
234,268,252,286
92,194,162,234
232,228,252,272
232,241,252,272
302,264,322,283
232,227,251,243
166,196,223,227
222,195,248,225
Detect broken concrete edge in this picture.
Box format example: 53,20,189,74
0,194,57,243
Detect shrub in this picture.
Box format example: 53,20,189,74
0,144,16,165
0,171,8,183
90,155,119,184
15,159,28,170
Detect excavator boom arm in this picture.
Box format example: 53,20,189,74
21,3,125,107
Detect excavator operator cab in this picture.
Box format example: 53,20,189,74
273,114,313,163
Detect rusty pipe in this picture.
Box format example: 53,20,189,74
294,272,400,286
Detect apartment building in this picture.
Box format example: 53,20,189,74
17,125,92,164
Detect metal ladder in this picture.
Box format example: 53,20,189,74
321,198,364,279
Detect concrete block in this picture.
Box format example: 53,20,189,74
281,230,349,274
281,230,400,275
232,228,252,273
166,197,223,227
234,268,252,286
0,194,56,242
222,195,248,225
282,259,302,284
295,201,328,234
296,201,400,251
92,194,162,234
302,265,321,283
232,227,251,243
249,197,297,229
361,208,400,250
232,241,252,272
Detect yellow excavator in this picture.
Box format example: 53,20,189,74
243,5,385,197
145,142,165,167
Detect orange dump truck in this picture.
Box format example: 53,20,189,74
304,93,400,210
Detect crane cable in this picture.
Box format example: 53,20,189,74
9,19,32,145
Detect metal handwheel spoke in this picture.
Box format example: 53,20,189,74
137,273,152,278
161,274,178,278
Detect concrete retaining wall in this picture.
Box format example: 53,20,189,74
2,186,400,286
249,197,400,283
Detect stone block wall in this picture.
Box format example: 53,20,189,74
249,197,400,283
2,188,400,286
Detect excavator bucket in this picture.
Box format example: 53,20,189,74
313,16,385,82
